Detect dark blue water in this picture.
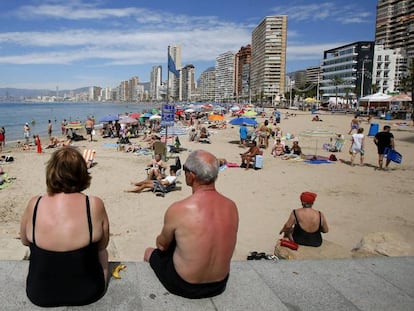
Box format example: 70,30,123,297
0,102,158,144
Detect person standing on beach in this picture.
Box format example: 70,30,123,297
348,116,359,134
61,119,68,135
0,127,4,151
373,125,395,170
24,123,31,144
47,120,52,138
85,117,94,142
239,123,248,146
350,128,365,166
34,135,42,154
144,150,239,299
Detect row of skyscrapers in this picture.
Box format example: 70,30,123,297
90,0,412,104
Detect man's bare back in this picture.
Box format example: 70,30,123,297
169,189,238,283
144,150,239,298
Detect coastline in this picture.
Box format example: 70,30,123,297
1,108,413,261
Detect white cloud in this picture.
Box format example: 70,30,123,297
271,2,372,24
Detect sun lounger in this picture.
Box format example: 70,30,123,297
83,149,96,168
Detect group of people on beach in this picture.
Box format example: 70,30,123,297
18,142,331,307
347,116,396,170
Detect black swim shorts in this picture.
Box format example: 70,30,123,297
149,246,229,299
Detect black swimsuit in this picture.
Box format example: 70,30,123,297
26,196,105,307
292,210,323,247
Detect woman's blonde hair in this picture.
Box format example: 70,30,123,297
46,147,91,194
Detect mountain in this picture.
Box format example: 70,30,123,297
0,87,91,99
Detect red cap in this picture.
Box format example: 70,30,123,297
300,191,317,204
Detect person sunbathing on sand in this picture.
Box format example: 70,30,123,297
125,166,177,193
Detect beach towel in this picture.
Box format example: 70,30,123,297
0,173,13,190
384,148,402,164
103,143,119,148
304,159,332,164
226,162,240,168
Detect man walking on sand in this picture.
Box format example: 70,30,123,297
144,150,239,299
374,125,394,170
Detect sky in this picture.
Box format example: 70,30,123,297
0,0,378,90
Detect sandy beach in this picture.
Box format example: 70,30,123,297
1,108,413,261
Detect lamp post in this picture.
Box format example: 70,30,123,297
360,58,370,99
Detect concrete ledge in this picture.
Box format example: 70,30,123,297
1,257,413,310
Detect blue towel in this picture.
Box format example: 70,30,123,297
305,159,332,164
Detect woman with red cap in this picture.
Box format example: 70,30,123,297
279,191,329,247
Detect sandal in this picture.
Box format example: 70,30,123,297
247,251,258,260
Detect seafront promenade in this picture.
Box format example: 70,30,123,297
1,257,413,310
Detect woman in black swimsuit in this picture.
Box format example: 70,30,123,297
279,191,329,247
20,147,110,307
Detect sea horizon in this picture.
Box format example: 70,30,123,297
0,101,160,146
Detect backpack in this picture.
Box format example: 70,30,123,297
329,154,337,161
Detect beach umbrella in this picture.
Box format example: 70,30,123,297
299,128,336,156
305,97,317,103
230,105,241,111
214,106,226,112
119,116,138,124
129,112,141,119
208,114,224,121
149,114,161,120
99,115,119,123
142,112,153,118
242,110,257,117
229,117,257,126
159,127,187,136
202,103,213,110
185,108,195,113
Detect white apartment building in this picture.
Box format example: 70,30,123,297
373,45,408,94
169,44,182,101
150,65,163,101
181,64,196,102
198,67,216,102
215,51,235,102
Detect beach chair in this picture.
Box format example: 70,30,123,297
83,149,96,168
153,169,182,197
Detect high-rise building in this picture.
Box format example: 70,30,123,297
168,44,182,101
181,64,196,102
235,45,251,102
215,51,235,102
150,65,163,101
373,45,408,94
320,41,374,100
250,15,287,105
375,0,414,60
198,67,216,102
129,76,139,102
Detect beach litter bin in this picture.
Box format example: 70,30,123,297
368,123,379,136
385,112,391,120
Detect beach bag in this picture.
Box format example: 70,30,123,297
384,148,402,164
329,154,337,161
280,239,299,250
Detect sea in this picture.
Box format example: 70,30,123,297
0,101,159,145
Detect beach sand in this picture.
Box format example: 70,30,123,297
1,109,413,261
